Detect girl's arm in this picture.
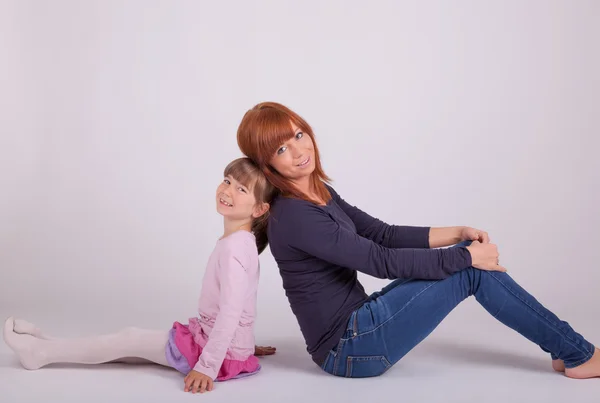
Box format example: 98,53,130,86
192,250,249,380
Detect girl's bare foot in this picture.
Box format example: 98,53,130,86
552,359,565,372
565,348,600,379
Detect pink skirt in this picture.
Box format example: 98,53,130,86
165,320,260,382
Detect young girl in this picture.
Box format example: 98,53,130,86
3,157,279,394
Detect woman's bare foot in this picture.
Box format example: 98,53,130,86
552,359,565,372
565,348,600,379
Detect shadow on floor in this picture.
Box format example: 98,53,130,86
0,338,555,376
411,339,552,373
256,337,555,376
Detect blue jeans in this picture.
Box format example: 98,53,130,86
320,241,595,378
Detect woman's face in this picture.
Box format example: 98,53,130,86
269,121,315,181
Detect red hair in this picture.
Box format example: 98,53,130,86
236,102,332,204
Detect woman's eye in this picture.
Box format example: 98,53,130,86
238,187,246,193
295,132,303,139
277,146,287,155
224,179,230,184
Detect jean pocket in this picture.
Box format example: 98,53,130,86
345,355,392,378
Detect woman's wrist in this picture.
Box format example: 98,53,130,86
429,226,466,248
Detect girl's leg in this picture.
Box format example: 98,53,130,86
324,245,596,378
3,317,170,370
12,319,53,339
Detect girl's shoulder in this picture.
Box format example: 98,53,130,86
217,230,259,269
219,230,256,251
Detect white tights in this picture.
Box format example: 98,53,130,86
3,317,170,370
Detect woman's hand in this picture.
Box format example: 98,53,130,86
184,370,214,394
461,227,490,243
429,226,490,248
255,345,277,356
466,240,507,272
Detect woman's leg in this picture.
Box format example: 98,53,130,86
3,317,170,370
369,277,566,371
322,246,595,378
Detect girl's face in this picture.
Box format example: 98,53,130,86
216,175,263,221
268,121,315,181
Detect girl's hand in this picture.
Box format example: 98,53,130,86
461,227,490,243
184,370,214,393
255,345,277,356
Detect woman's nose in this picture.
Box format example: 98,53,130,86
289,144,302,159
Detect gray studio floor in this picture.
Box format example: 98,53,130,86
1,302,597,403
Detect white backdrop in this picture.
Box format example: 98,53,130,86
1,0,599,391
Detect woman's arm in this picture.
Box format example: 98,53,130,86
326,186,490,251
429,226,490,248
277,201,472,280
327,185,430,249
429,226,464,248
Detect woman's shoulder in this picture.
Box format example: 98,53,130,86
324,183,340,198
272,182,341,209
270,194,329,222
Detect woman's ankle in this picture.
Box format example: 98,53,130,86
564,348,599,379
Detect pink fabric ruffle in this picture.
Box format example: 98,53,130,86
171,321,260,381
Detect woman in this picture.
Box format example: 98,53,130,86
236,101,598,379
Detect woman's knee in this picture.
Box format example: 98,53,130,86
450,266,484,296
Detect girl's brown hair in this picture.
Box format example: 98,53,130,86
223,157,278,254
236,102,332,205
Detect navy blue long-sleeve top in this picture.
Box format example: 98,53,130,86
267,184,472,364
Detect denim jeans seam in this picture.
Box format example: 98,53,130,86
352,280,441,338
333,339,346,376
491,298,508,319
347,355,390,362
486,271,593,359
345,356,392,378
320,352,330,370
565,350,594,368
349,356,380,361
345,356,352,378
341,311,358,341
